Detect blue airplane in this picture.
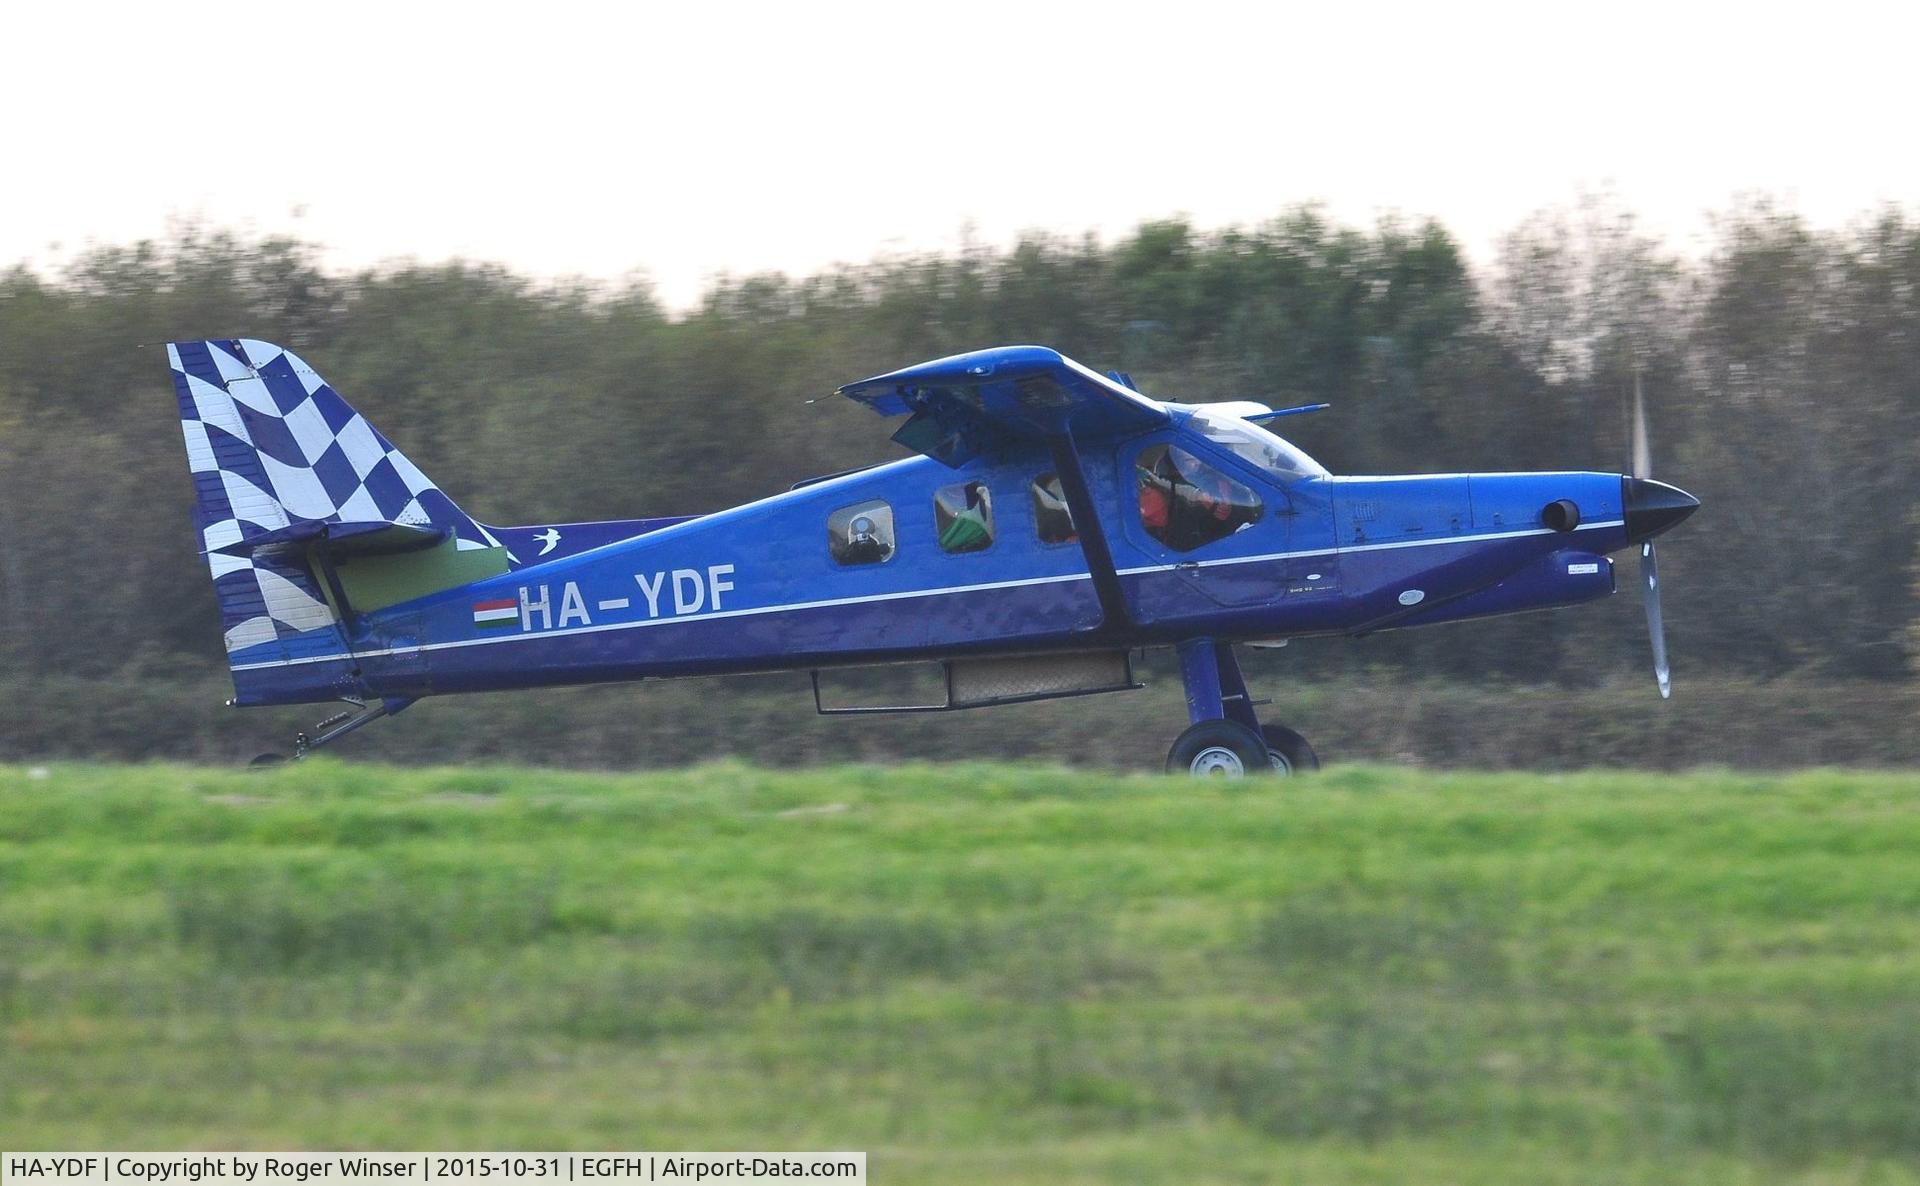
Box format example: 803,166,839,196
166,338,1698,775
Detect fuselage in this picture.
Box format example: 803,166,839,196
226,408,1646,706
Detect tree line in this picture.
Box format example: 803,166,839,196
0,201,1915,711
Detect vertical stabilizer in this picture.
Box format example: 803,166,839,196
165,338,500,700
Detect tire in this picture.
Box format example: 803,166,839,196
1259,724,1320,775
1166,719,1271,778
248,752,288,770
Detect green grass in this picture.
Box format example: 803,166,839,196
3,762,1919,1183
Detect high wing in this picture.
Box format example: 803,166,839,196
838,345,1169,633
837,345,1169,466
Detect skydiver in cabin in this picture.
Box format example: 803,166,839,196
937,483,992,553
840,514,891,565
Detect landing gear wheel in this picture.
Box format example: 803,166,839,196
1167,720,1271,778
248,752,288,769
1259,724,1320,775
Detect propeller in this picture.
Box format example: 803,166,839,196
1631,373,1671,698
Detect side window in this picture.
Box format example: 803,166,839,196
828,499,895,565
1030,473,1077,544
934,481,994,554
1136,443,1263,552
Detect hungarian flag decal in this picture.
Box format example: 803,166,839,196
472,597,519,630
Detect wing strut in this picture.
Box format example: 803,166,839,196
1046,428,1132,633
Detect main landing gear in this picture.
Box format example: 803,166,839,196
1166,639,1319,777
249,696,414,767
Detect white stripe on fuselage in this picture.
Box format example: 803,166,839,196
1112,520,1624,575
227,520,1625,671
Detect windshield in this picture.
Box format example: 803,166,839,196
1189,409,1329,481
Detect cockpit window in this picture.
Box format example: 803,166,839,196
1189,409,1328,480
1137,443,1263,552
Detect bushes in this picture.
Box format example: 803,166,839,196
2,667,1913,770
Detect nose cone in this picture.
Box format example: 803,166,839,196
1622,477,1700,544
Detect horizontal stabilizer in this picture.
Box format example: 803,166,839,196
213,519,448,558
1248,402,1331,421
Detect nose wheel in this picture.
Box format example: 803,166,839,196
1168,638,1319,778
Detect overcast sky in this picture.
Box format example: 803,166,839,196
5,0,1914,308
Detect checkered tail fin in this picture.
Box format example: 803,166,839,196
166,338,500,659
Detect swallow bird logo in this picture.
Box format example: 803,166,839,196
534,528,562,557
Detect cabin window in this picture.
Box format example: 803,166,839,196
828,499,895,565
1031,473,1077,544
1136,443,1263,552
934,481,994,553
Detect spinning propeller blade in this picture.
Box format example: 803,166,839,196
1631,373,1653,482
1631,373,1672,699
1642,541,1670,698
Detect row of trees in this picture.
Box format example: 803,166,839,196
0,201,1915,702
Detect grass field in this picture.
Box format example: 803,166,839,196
3,762,1918,1183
